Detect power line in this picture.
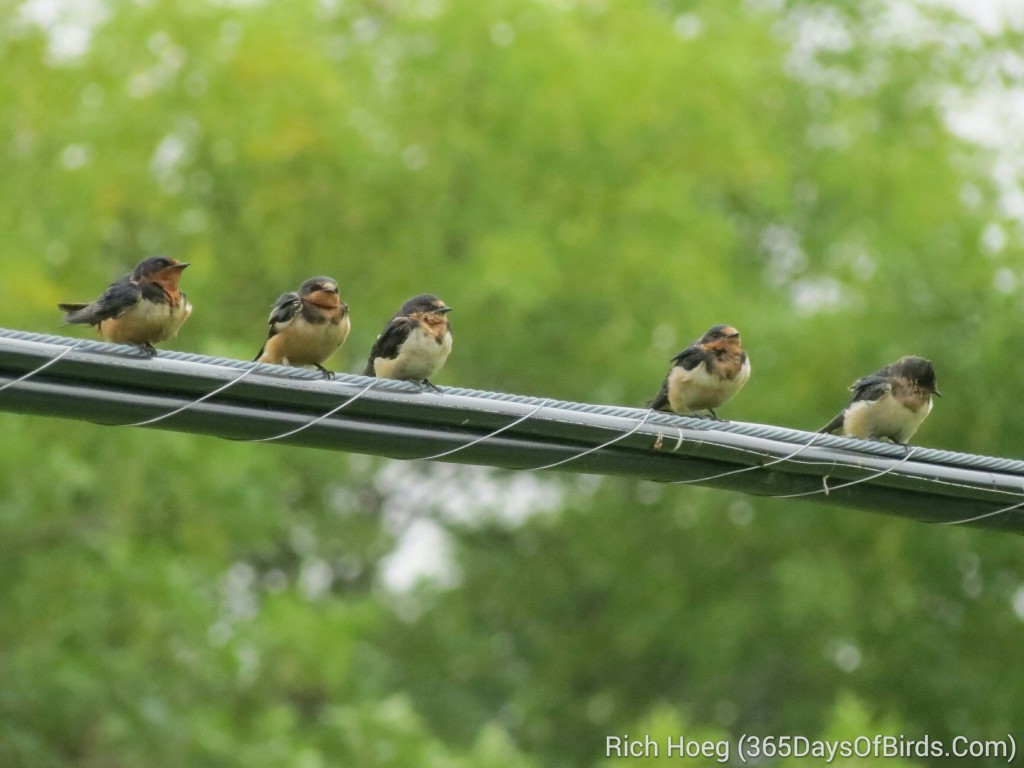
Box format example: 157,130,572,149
1,328,1022,534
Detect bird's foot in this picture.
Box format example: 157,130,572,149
314,363,336,380
420,379,443,394
135,343,158,358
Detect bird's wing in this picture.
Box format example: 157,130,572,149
848,374,892,403
363,316,415,376
254,292,302,360
59,279,141,326
648,345,705,410
266,292,303,337
820,373,892,434
648,376,671,411
819,410,846,434
671,344,707,371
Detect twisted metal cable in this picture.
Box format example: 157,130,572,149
3,329,1024,530
6,327,1019,476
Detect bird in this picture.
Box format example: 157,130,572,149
58,256,192,356
254,276,351,378
820,356,940,444
648,324,751,419
363,294,452,390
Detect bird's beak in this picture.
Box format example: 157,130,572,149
932,388,942,397
171,262,190,270
438,306,453,314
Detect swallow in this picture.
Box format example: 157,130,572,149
648,324,751,419
58,256,191,356
363,294,452,390
820,356,940,444
254,276,351,378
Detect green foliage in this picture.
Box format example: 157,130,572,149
2,0,1024,766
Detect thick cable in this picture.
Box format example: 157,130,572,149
527,408,655,471
119,363,259,427
244,378,379,443
936,485,1024,526
0,339,82,394
415,398,553,461
768,446,918,500
668,429,830,485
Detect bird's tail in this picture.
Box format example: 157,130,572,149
819,412,845,434
647,379,670,411
57,303,93,324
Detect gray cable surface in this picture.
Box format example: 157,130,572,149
2,328,1023,533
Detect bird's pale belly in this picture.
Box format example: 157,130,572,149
843,393,932,441
262,315,350,366
100,299,192,344
375,327,451,380
667,360,750,414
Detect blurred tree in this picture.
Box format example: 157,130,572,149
1,0,1023,766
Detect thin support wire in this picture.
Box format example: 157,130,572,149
120,363,260,427
769,446,918,500
415,398,553,461
659,429,1024,518
668,430,830,486
0,339,83,394
245,378,379,443
936,484,1024,526
527,408,655,471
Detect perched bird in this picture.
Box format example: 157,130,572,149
363,294,452,390
254,276,351,378
58,256,191,355
649,324,751,419
820,356,940,444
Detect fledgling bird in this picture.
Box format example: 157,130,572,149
58,256,192,356
363,294,452,391
820,356,940,444
648,324,751,419
254,276,351,379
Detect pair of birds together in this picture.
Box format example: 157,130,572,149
647,324,940,444
58,257,452,387
58,257,940,445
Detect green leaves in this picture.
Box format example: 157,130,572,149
2,0,1023,765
